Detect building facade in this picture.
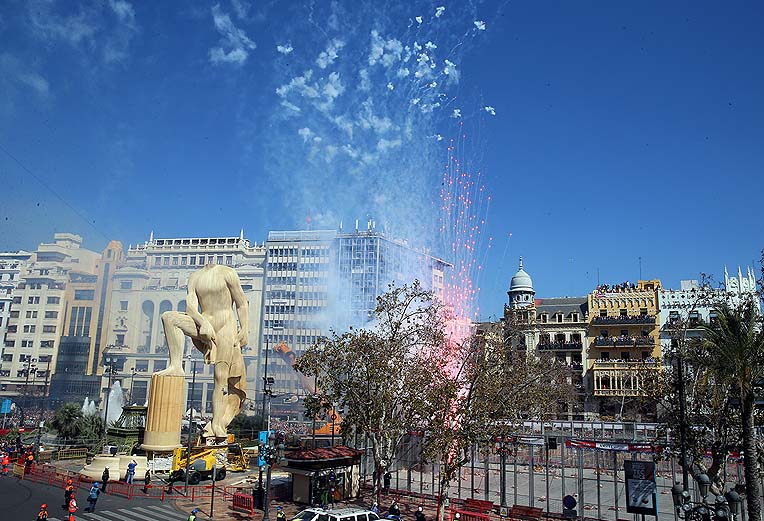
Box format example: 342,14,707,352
658,265,760,362
0,234,101,402
503,259,589,420
586,279,662,420
48,241,123,405
261,224,448,418
101,233,265,414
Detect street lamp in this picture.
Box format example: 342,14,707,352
128,367,137,404
261,431,286,521
102,356,118,443
23,357,38,408
184,353,199,496
672,475,743,520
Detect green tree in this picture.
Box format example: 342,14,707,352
700,298,764,520
50,403,82,440
294,281,449,504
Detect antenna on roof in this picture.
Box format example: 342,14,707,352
638,256,642,280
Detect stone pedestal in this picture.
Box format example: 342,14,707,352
141,374,185,451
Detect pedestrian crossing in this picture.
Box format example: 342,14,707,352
47,503,182,521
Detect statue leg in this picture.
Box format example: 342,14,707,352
209,327,236,439
155,312,197,377
222,349,246,427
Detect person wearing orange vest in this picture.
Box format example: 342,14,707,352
67,496,77,521
64,478,74,507
1,452,9,476
37,503,49,521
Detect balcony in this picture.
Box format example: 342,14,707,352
592,315,656,325
592,360,660,371
593,336,655,347
537,341,583,351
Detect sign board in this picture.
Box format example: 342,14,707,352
499,506,509,517
0,399,11,414
257,430,269,467
624,460,657,516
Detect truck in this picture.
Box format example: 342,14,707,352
168,443,253,484
169,446,228,484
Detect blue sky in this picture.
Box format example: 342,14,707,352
0,0,762,320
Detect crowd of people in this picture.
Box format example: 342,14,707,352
595,357,657,364
596,281,638,293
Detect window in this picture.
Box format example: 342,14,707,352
641,330,649,337
135,360,149,372
47,296,60,304
621,352,630,360
620,329,628,337
599,309,607,317
43,325,56,333
172,256,179,265
120,280,133,290
12,296,21,304
226,255,233,265
600,330,609,338
154,360,167,372
23,325,36,333
1,354,12,362
163,257,170,265
641,351,649,359
21,340,33,347
154,257,161,266
556,313,563,323
40,340,54,348
181,256,187,265
189,256,196,266
619,309,627,317
120,301,128,311
669,310,679,323
26,310,38,319
571,313,579,322
44,311,58,319
116,334,125,345
539,314,548,323
640,308,648,316
74,289,95,301
28,296,40,304
601,352,610,360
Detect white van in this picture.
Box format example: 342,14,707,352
292,508,382,521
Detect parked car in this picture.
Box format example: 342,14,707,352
293,508,382,521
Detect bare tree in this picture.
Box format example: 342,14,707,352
294,281,449,505
421,322,573,521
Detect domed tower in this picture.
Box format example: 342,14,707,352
508,257,535,309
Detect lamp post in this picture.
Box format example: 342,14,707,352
262,431,285,521
128,367,137,405
671,474,743,520
35,358,51,457
23,357,38,408
184,354,198,496
102,356,117,444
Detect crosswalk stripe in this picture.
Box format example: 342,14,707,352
120,507,178,521
115,508,162,521
140,504,181,517
82,512,122,521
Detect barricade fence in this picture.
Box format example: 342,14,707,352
56,447,88,460
356,435,760,521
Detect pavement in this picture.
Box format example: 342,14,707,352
1,460,435,521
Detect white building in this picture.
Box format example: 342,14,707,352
102,232,266,415
658,265,760,356
1,234,101,399
0,251,34,387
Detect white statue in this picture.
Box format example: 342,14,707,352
157,264,249,442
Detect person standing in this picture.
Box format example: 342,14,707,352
126,459,137,484
188,508,199,521
276,506,287,521
415,506,426,521
1,451,9,476
36,503,49,521
143,468,151,493
64,478,74,508
85,482,101,513
383,471,391,492
101,467,109,493
67,496,78,521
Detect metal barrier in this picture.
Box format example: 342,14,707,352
108,481,136,499
449,508,491,521
232,491,255,514
12,464,24,478
57,448,88,460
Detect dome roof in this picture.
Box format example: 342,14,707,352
509,257,534,293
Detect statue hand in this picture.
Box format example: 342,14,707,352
200,322,216,343
237,329,249,347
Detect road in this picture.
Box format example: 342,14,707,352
0,475,183,520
